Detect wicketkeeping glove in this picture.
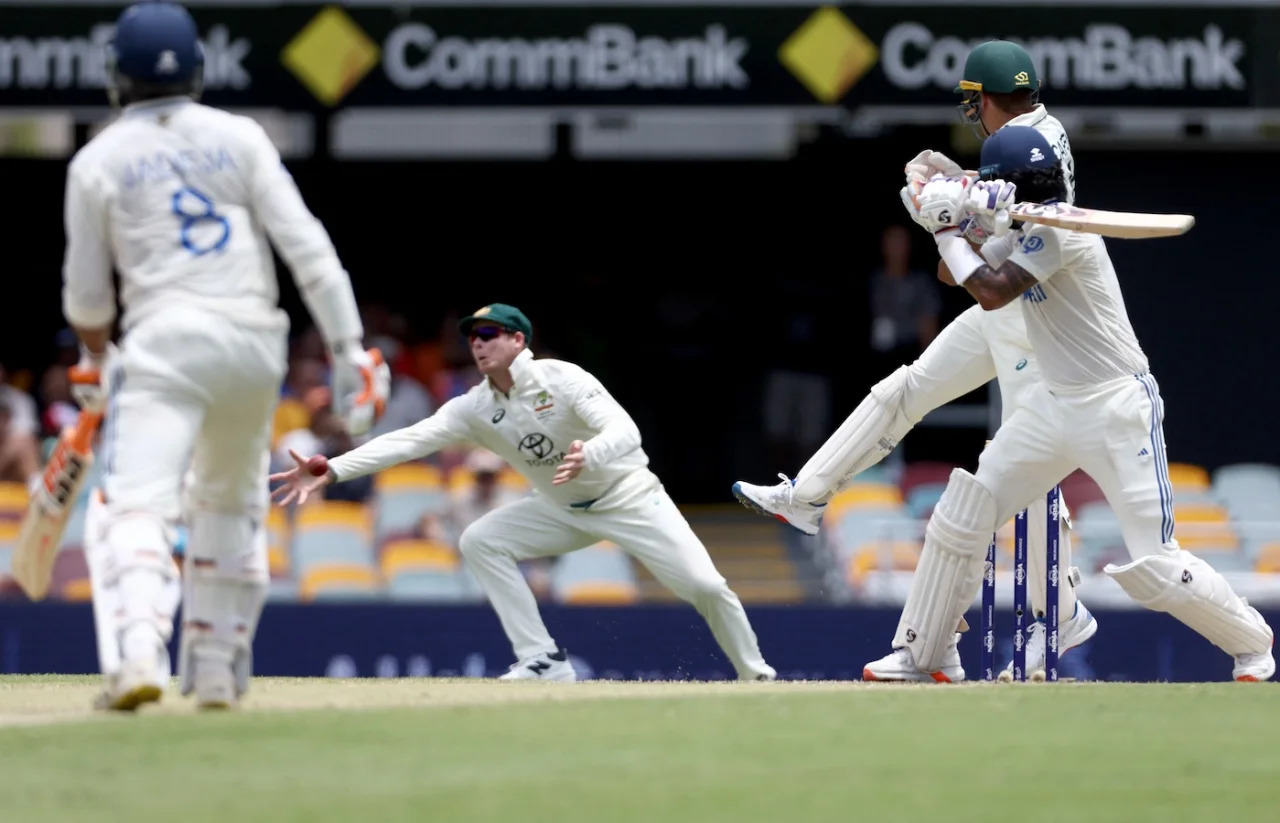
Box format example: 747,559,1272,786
331,345,391,437
904,149,966,181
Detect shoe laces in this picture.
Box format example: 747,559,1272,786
772,473,796,506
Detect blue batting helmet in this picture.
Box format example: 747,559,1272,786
109,2,203,85
978,126,1057,180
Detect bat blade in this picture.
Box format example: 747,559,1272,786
12,410,102,601
1008,202,1195,239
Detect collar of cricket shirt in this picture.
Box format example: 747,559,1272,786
488,348,537,399
121,95,194,118
1006,103,1048,129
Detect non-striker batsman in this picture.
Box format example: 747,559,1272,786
61,1,388,710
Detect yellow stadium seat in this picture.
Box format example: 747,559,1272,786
380,539,459,577
299,563,379,601
498,467,529,491
266,505,290,543
1173,502,1238,550
0,481,28,512
60,577,93,602
268,544,291,577
294,500,372,533
846,541,920,587
826,483,904,522
1255,543,1280,573
448,470,476,495
374,462,444,492
1167,462,1210,493
560,580,639,605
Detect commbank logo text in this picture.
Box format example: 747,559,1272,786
282,7,750,105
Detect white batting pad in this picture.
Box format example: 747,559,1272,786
794,366,915,503
893,469,997,671
1105,551,1274,655
85,490,181,676
177,512,269,698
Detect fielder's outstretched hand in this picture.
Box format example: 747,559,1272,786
269,449,333,506
553,440,586,485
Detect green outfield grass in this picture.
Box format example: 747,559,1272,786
0,676,1274,823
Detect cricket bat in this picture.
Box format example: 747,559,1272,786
12,410,103,601
1005,201,1195,239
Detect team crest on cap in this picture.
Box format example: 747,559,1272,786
1014,71,1030,86
474,306,492,316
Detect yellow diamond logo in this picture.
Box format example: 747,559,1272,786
779,7,879,104
281,7,380,106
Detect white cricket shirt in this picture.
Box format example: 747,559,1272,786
1007,224,1150,392
62,97,352,335
329,349,653,509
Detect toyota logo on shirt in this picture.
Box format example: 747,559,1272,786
519,433,564,467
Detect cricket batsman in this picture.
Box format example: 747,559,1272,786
62,1,388,710
734,41,1094,681
868,125,1274,682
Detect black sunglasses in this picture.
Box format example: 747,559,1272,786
469,326,509,341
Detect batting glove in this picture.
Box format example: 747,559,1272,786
913,174,973,237
966,179,1018,238
331,345,391,437
68,343,115,415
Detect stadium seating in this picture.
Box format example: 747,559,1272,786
292,500,376,570
1212,463,1280,524
551,542,639,605
49,547,89,601
266,506,292,579
298,563,381,601
1167,462,1211,494
1253,542,1280,573
1171,501,1239,551
15,457,1278,604
373,462,450,542
898,461,957,498
0,481,28,521
846,540,920,589
904,482,946,519
825,483,903,523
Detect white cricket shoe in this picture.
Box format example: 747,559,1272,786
499,648,577,682
191,648,239,710
100,634,169,712
732,474,825,536
997,601,1099,682
1233,649,1275,682
862,634,965,683
1233,604,1275,682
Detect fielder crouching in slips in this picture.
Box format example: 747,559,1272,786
270,303,777,682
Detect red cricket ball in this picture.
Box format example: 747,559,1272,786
306,455,329,477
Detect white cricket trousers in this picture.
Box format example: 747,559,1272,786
886,305,1078,621
102,306,286,527
457,470,774,679
977,373,1178,559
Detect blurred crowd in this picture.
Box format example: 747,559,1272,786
2,303,559,600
